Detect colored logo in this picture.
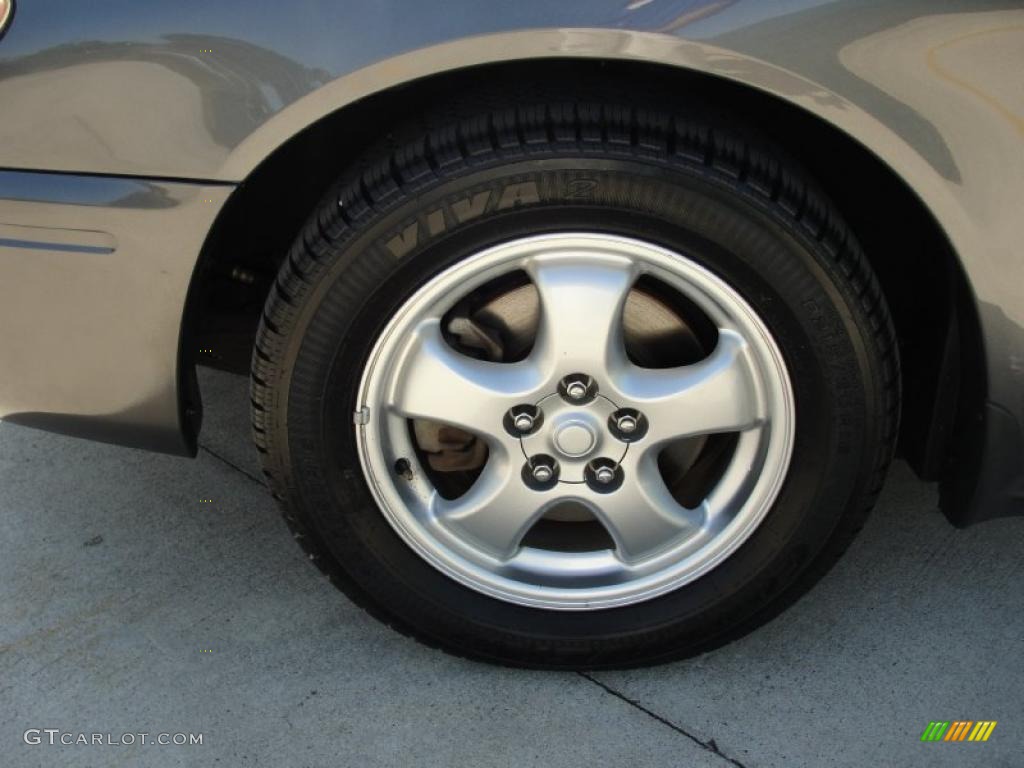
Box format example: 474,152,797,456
921,721,997,742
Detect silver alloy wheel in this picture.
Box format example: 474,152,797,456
355,233,795,610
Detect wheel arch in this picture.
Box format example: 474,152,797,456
183,46,982,520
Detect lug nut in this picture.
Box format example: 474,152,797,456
585,458,623,492
523,455,559,488
506,404,542,437
615,415,637,434
566,382,587,400
559,374,596,403
532,464,554,483
513,413,535,433
609,408,647,441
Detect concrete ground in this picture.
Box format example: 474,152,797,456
1,369,1021,768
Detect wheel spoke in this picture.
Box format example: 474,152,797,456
387,319,544,436
617,330,764,445
589,452,700,563
527,254,636,375
433,452,545,560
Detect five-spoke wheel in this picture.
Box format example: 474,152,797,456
356,234,795,609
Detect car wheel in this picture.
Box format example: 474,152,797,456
251,97,899,668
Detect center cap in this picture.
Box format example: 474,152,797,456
553,420,596,457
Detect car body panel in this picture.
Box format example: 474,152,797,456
0,1,1021,515
0,171,232,453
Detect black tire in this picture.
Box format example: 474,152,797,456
251,95,899,669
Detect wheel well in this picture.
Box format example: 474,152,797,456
185,58,980,484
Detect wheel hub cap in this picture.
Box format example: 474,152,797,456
553,420,595,458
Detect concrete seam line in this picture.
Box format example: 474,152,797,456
577,672,748,768
198,443,265,486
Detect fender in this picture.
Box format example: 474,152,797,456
217,26,1021,426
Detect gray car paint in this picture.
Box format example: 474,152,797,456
0,1,1021,514
0,172,231,454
